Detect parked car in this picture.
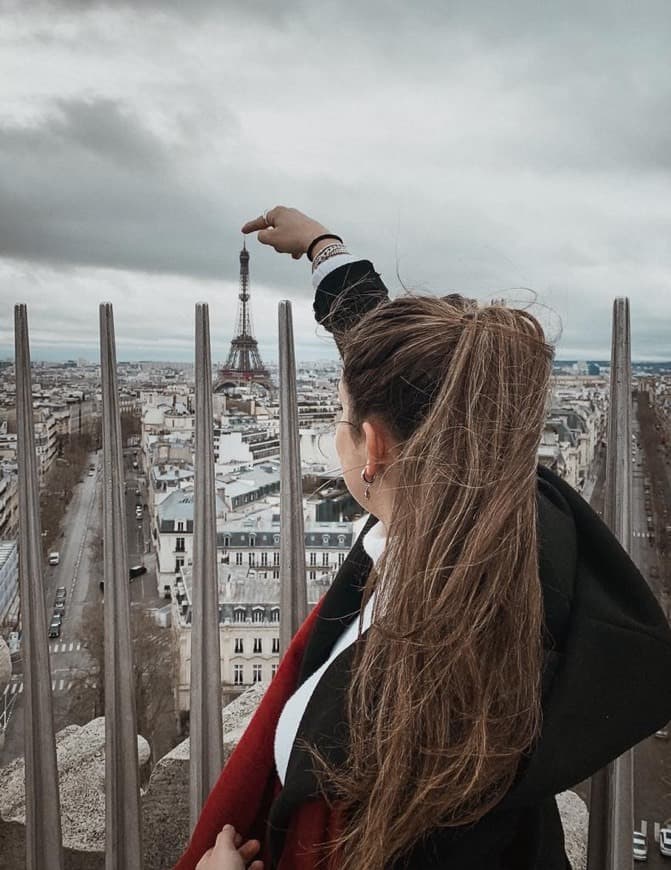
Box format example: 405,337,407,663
48,619,61,638
660,827,671,856
129,565,147,579
633,830,648,861
654,729,669,739
132,461,138,469
134,488,141,496
48,551,60,565
55,586,66,601
163,584,172,600
135,507,143,519
51,610,62,624
53,599,65,613
650,566,659,579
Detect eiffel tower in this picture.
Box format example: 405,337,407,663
215,241,274,393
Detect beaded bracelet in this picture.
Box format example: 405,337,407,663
307,233,344,262
312,243,349,272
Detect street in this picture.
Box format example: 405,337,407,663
0,447,162,765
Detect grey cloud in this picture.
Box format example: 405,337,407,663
0,98,254,280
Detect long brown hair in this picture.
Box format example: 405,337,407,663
300,287,556,869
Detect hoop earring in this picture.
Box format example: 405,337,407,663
361,467,376,500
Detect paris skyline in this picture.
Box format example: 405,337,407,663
1,2,670,362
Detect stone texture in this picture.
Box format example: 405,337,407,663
557,790,588,870
0,717,150,869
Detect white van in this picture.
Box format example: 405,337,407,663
48,551,60,566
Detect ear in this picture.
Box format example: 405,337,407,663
362,419,393,465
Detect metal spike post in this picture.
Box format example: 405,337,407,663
189,303,224,828
586,297,634,870
278,301,308,658
14,305,64,870
99,304,143,869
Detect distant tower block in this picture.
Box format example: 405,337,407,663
215,241,274,393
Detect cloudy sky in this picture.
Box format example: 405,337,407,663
1,0,670,364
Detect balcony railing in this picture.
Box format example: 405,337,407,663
6,295,634,868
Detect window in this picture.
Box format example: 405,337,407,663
338,553,344,566
270,608,280,623
309,552,317,566
273,570,279,579
322,534,329,545
273,552,279,566
338,535,345,545
322,552,329,566
271,664,278,678
236,552,243,565
309,571,316,580
272,637,279,653
224,535,230,547
249,535,255,547
253,637,262,654
176,537,185,552
234,608,246,623
177,521,184,532
252,609,264,624
234,638,243,654
253,664,262,683
234,664,244,685
248,552,255,566
175,557,184,573
273,534,279,544
261,552,268,566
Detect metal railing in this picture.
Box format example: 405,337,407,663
586,297,634,870
11,299,308,866
11,295,634,867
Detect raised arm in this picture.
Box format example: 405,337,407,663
241,205,390,357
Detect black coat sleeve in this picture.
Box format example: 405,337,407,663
313,259,391,357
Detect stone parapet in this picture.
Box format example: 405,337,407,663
0,682,588,869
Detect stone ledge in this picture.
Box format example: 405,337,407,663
0,681,588,869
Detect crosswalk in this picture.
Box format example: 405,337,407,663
4,678,97,696
50,641,87,654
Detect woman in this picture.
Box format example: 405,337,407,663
177,206,671,870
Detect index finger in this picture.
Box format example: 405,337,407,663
241,216,267,234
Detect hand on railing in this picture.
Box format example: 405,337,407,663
241,206,332,260
195,824,264,870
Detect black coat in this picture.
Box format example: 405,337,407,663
266,261,671,869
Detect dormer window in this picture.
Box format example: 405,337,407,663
177,521,184,532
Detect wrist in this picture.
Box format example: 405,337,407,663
310,236,341,261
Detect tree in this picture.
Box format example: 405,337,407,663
68,601,179,762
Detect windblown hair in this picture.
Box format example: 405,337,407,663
300,288,556,869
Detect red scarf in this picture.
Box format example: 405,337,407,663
174,597,346,869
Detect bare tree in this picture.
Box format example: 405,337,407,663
68,601,179,761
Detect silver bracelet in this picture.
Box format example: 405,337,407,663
312,243,349,272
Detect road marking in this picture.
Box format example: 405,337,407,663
10,679,76,695
50,641,84,654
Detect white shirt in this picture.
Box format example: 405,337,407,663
274,514,386,785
